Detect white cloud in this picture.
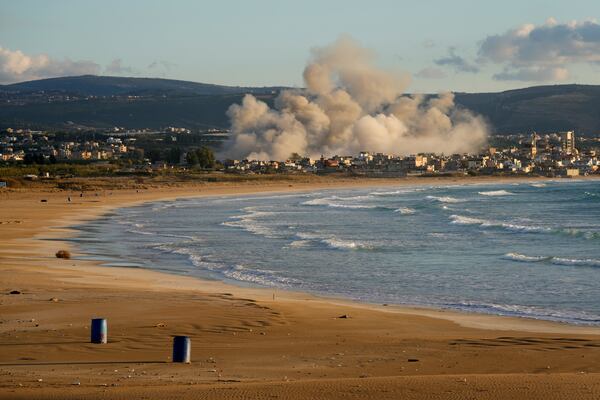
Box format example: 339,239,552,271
493,66,569,82
105,58,136,75
434,47,479,73
415,67,447,79
0,45,101,84
478,18,600,81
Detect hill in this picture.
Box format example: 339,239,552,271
1,75,284,96
454,84,600,134
1,76,600,134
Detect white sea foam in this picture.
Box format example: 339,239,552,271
503,252,600,268
321,237,362,250
445,301,600,325
339,194,375,201
89,183,600,327
531,183,547,188
428,232,453,239
450,214,600,239
221,207,280,237
302,196,385,210
551,257,600,268
187,254,297,286
503,252,550,262
148,243,299,287
449,214,551,233
160,232,197,240
212,192,312,203
562,228,600,240
294,232,372,250
329,203,378,209
370,188,425,196
449,215,487,225
478,190,514,196
151,202,184,212
288,240,310,248
126,229,155,236
426,195,465,203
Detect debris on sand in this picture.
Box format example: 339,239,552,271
55,250,71,259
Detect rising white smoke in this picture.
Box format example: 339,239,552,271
223,36,488,161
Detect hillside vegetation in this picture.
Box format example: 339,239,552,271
2,76,599,134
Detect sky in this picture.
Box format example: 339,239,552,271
1,0,600,93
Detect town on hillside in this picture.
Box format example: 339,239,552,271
1,127,599,179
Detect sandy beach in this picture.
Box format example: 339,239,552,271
2,176,600,399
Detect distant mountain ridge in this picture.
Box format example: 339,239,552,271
1,75,286,96
453,84,600,134
1,75,600,134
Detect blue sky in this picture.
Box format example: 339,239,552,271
1,0,600,92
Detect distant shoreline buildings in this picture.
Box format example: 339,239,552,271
1,127,599,178
224,131,596,178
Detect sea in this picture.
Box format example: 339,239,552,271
71,179,600,325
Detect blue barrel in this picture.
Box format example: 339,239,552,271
172,336,191,363
91,318,107,344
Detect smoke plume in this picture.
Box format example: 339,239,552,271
223,36,488,161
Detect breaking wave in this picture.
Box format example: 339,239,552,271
221,207,280,238
294,232,373,250
302,196,392,210
503,252,550,263
444,301,600,325
504,252,600,268
478,190,514,196
186,254,298,287
151,241,299,287
126,228,155,236
426,195,466,203
74,181,600,327
449,214,550,233
450,214,600,239
370,188,426,196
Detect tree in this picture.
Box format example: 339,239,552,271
169,147,182,164
186,151,199,166
24,153,35,164
34,154,45,164
132,148,145,161
197,146,215,169
186,146,215,169
146,149,162,163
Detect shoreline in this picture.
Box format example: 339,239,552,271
67,177,600,333
3,175,600,399
20,175,600,333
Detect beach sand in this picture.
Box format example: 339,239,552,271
2,176,600,399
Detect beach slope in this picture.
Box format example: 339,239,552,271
2,180,600,399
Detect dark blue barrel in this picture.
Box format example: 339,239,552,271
172,336,191,363
91,318,107,344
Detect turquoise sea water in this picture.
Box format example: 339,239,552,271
73,179,600,325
